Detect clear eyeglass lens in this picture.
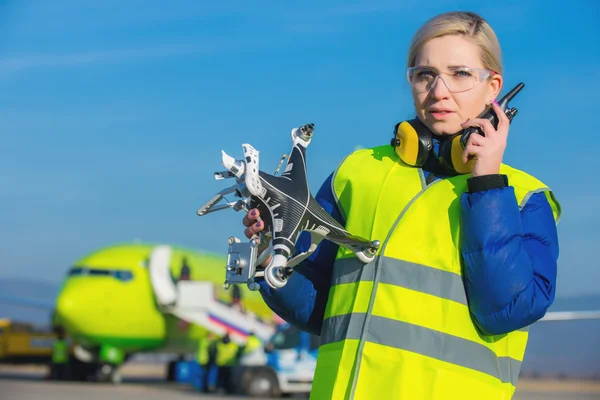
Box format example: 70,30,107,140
408,67,489,93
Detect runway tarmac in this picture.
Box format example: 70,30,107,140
0,378,250,400
1,364,599,399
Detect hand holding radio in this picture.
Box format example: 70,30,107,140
460,101,511,177
458,82,524,177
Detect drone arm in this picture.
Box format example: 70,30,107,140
255,174,343,334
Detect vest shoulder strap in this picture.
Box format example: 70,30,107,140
331,146,561,224
331,145,402,218
500,164,561,222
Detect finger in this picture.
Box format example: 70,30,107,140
461,118,495,137
468,132,486,147
244,220,264,239
242,209,260,227
462,144,480,164
491,101,510,131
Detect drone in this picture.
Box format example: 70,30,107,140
197,123,381,290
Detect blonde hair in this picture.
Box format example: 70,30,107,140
407,11,502,75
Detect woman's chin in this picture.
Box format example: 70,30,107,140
428,120,461,136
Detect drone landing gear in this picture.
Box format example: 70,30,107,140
263,263,292,290
355,240,380,264
224,236,381,291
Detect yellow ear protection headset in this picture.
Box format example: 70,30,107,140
390,82,525,175
390,118,474,175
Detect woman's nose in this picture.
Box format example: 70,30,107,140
430,75,451,99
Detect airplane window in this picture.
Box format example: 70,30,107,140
68,268,83,276
88,269,111,276
113,270,133,282
67,267,134,282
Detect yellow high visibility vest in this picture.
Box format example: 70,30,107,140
244,335,262,355
310,145,561,400
196,338,211,365
216,341,239,367
52,340,69,364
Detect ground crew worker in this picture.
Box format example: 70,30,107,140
241,11,561,400
215,332,239,394
241,332,262,356
50,326,69,381
197,332,216,393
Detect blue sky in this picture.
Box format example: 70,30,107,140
0,0,598,298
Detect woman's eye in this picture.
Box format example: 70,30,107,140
454,70,472,78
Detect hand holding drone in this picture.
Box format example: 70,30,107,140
197,123,381,290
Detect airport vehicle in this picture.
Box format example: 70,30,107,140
0,319,66,364
233,322,319,398
0,242,278,383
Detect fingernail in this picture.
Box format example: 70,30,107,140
255,222,261,227
493,100,499,106
251,210,257,216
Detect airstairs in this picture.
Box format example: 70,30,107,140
148,245,275,344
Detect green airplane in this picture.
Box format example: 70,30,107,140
39,241,278,383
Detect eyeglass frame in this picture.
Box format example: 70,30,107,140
406,66,498,94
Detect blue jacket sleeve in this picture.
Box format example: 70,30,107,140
460,188,559,335
257,173,342,335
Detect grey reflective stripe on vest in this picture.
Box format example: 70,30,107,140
321,313,522,386
331,256,529,333
332,256,468,306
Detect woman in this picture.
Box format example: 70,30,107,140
242,11,560,400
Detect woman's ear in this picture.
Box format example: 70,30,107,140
488,74,503,104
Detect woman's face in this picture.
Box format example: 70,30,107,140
411,34,502,136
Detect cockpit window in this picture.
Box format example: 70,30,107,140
68,267,134,282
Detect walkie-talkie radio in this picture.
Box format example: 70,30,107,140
460,82,525,148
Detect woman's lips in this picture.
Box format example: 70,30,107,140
429,110,455,120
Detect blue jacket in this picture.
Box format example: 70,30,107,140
257,143,560,337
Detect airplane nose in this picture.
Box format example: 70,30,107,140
55,287,83,332
53,271,162,348
56,292,75,321
55,283,107,335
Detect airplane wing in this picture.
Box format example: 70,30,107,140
540,310,600,321
0,294,56,310
3,283,599,323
